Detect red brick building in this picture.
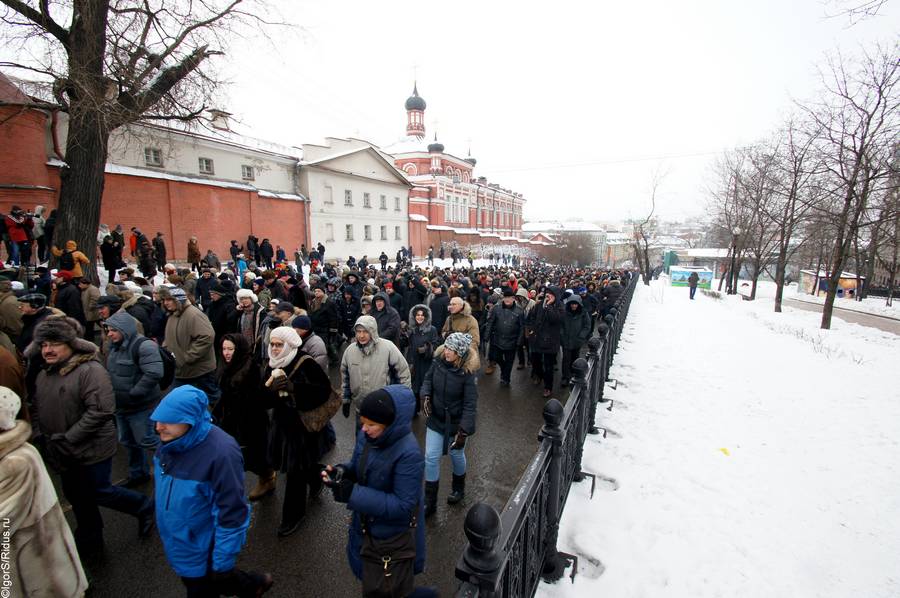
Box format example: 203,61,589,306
0,72,308,261
384,84,541,258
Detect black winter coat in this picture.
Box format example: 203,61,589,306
372,292,402,345
485,301,525,351
560,295,592,350
215,338,268,473
309,298,339,336
54,283,85,324
406,304,439,395
206,295,240,351
421,350,478,446
429,292,450,334
527,287,563,354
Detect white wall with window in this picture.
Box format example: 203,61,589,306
300,142,410,260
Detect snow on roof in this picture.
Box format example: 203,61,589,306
408,213,428,222
141,121,300,161
684,248,731,258
800,270,864,279
426,225,454,231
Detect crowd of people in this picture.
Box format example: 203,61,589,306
0,220,633,597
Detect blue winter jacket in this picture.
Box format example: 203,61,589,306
151,385,250,577
341,385,426,579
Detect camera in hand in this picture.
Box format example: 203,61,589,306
324,464,346,486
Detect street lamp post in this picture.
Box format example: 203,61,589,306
729,227,742,295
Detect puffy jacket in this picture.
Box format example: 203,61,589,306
428,292,450,333
341,385,425,579
33,339,117,471
54,283,84,324
406,305,439,395
195,275,216,309
105,311,163,413
528,287,564,354
485,301,525,351
122,292,156,333
163,303,216,379
152,386,250,577
300,331,329,372
340,316,411,405
420,348,478,440
371,292,402,345
561,295,592,350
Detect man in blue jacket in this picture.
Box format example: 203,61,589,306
152,385,273,597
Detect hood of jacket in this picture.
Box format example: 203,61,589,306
408,303,432,331
354,315,380,341
151,385,212,455
432,344,479,374
372,292,391,313
370,384,415,448
106,311,139,347
564,294,584,312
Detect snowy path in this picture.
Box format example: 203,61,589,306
537,282,900,598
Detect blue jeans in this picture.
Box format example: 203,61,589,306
690,286,697,299
424,426,466,482
116,407,160,479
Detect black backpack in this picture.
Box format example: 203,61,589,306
130,336,176,390
59,250,75,271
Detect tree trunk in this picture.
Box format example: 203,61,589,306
773,243,788,312
54,110,110,284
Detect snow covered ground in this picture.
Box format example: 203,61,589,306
789,291,898,320
537,281,900,598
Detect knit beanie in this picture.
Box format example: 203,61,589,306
359,389,396,427
291,315,313,330
444,332,472,358
0,386,20,431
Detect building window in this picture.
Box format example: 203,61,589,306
380,225,387,241
363,192,371,208
344,189,353,206
345,224,353,241
144,147,163,167
394,197,401,211
324,185,333,204
394,226,401,240
198,157,214,174
241,165,255,180
364,225,372,240
325,223,334,241
380,195,387,210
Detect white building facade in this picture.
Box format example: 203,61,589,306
300,138,411,260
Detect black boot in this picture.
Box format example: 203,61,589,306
447,474,465,505
424,481,439,517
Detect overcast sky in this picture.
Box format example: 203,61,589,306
170,1,898,223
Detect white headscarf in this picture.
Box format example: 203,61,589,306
0,386,21,431
268,326,302,369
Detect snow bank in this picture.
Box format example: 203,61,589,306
537,281,900,598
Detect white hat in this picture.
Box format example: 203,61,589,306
0,386,21,431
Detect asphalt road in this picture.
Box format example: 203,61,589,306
783,298,900,335
62,355,565,598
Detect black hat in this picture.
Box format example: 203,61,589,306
274,301,294,314
17,293,47,308
97,295,123,307
502,287,515,297
210,281,229,295
359,389,396,426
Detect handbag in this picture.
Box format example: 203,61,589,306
356,444,418,598
286,356,342,432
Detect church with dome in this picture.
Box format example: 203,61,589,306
382,83,528,254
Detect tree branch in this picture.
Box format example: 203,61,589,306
0,0,69,48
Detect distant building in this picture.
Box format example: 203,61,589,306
299,138,411,261
383,84,531,257
522,220,608,266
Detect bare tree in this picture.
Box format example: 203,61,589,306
801,43,900,329
768,117,821,311
824,0,892,24
0,0,277,268
634,168,665,285
554,231,601,268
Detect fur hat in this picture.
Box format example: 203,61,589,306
236,288,257,303
18,293,47,308
33,316,83,345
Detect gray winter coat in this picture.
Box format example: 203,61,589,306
105,311,163,413
485,301,525,351
301,331,329,372
340,315,411,405
561,295,592,350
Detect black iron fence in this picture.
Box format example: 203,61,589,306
454,277,638,597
